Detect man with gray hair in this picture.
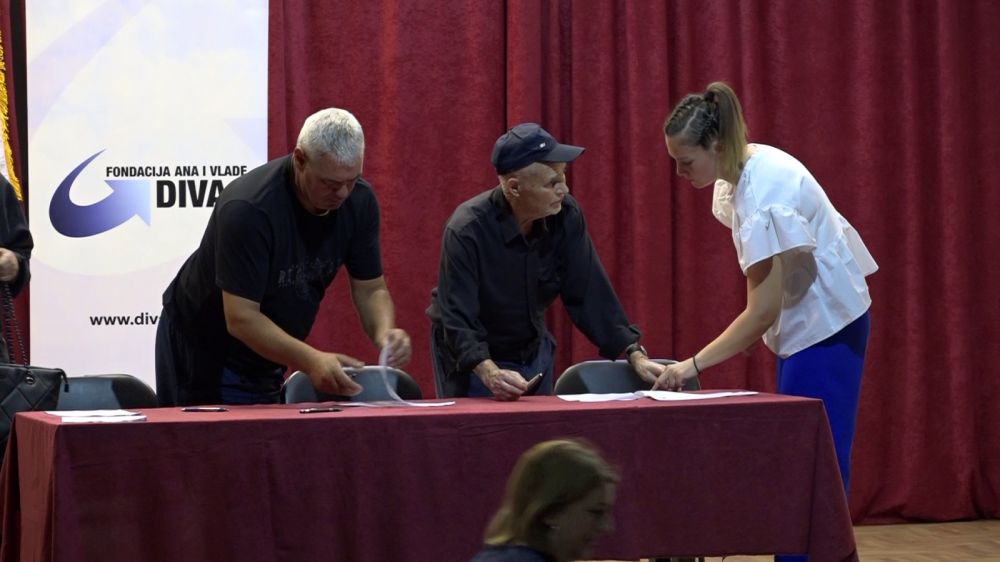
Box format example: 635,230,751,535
156,108,411,406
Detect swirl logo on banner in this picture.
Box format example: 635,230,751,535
27,0,268,390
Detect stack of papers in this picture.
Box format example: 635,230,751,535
558,390,758,403
46,409,147,423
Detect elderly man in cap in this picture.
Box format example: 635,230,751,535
426,123,665,400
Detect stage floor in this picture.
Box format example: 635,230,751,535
597,519,1000,562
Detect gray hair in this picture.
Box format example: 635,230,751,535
296,108,365,164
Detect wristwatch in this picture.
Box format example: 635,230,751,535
624,342,647,365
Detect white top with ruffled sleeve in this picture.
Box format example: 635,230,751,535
711,144,878,358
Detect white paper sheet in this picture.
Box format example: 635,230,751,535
46,409,147,423
557,392,644,402
637,390,758,401
558,390,758,402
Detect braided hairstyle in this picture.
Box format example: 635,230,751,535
663,82,748,182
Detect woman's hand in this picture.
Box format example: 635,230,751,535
652,357,699,391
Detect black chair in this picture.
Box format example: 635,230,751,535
281,367,423,403
555,360,703,562
56,374,159,410
553,359,701,394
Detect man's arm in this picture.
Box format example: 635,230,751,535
349,275,411,367
623,344,667,386
222,291,363,395
557,208,641,355
554,206,667,383
436,229,492,371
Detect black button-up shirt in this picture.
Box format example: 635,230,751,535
427,187,640,373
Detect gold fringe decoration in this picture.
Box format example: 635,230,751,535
0,26,23,201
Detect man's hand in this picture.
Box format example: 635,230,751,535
0,248,19,283
652,358,699,391
478,368,529,401
631,356,667,386
378,328,412,367
302,352,365,396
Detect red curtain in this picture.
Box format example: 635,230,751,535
272,0,1000,524
0,0,30,348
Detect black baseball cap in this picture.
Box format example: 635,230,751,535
491,123,585,174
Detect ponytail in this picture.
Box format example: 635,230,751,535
664,81,749,181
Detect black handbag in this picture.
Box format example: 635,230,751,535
0,284,67,460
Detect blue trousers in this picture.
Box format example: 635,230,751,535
774,311,870,562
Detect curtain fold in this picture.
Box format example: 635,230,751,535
269,0,998,524
1,0,31,356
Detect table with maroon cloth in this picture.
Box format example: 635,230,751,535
0,393,857,562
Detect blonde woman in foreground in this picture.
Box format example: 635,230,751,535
470,439,618,562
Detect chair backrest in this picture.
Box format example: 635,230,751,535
553,359,701,395
281,367,423,403
57,374,159,410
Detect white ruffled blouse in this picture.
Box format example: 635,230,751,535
712,144,878,358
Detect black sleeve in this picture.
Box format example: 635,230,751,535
1,177,33,296
345,186,383,281
436,227,491,372
557,208,640,359
214,200,271,302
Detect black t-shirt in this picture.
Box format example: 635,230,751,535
163,155,382,377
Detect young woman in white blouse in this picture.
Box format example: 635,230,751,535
658,82,877,553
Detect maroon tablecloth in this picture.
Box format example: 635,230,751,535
0,393,857,562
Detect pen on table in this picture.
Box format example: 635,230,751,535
181,406,228,412
525,373,543,391
299,407,343,414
